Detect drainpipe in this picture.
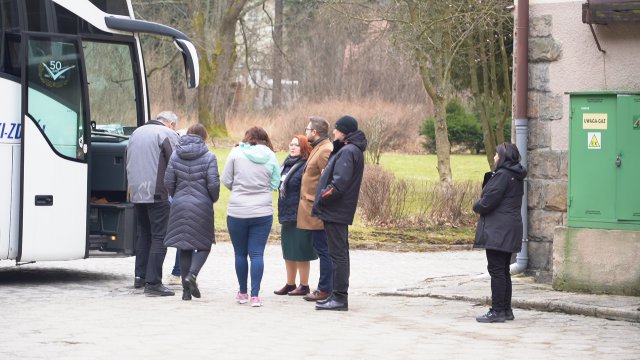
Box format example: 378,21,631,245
511,0,529,274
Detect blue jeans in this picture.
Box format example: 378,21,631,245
227,215,273,297
312,230,333,293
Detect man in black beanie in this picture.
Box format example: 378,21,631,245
312,115,368,311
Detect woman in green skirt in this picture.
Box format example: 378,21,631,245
274,135,318,296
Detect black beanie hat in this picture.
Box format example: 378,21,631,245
335,115,358,135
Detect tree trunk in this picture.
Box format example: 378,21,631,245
190,1,247,136
468,39,496,170
272,0,283,108
432,97,452,183
497,16,512,145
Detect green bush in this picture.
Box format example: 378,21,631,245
419,100,483,153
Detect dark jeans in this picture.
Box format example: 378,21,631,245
171,251,181,276
324,222,350,303
179,250,210,278
227,215,272,297
134,202,170,285
486,249,513,312
311,229,333,293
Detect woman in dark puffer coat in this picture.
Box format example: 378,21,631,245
473,142,527,323
164,124,220,301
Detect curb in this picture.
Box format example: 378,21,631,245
376,291,640,323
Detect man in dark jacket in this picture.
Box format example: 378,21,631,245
126,111,180,296
312,115,367,311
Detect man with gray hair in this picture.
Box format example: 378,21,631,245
126,111,180,296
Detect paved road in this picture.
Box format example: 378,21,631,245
1,243,638,359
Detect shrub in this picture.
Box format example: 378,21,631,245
359,165,394,225
359,164,481,228
419,100,483,153
226,99,427,153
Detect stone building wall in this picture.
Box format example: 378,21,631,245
525,0,640,283
525,14,566,282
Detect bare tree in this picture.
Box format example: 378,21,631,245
465,11,513,169
272,0,283,108
328,0,507,183
134,0,255,134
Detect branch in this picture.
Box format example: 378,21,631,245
239,16,271,90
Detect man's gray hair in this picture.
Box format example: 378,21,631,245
309,115,329,137
156,111,178,126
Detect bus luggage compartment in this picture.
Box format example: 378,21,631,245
89,202,135,255
89,136,136,255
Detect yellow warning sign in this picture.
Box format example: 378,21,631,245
588,132,601,150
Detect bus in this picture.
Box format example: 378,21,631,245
0,0,199,263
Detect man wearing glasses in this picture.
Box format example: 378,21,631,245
298,116,334,302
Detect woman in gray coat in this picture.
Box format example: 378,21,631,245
164,124,220,300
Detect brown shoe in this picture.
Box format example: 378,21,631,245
288,285,310,296
274,283,297,295
303,290,330,302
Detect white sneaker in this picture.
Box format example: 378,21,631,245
165,274,181,285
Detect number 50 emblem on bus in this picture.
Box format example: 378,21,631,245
39,60,76,88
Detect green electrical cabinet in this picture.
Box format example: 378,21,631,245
568,91,640,230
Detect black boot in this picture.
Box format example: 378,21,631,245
505,308,515,321
183,273,201,298
182,288,192,301
476,308,506,323
134,276,145,289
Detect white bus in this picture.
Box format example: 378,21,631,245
0,0,198,263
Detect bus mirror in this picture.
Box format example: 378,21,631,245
174,39,199,89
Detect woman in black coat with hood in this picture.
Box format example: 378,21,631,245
164,124,220,301
473,142,527,323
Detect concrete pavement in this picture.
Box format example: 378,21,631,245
0,242,638,359
387,271,640,323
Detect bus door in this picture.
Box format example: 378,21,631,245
18,34,90,262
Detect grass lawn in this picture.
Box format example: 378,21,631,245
210,147,485,250
378,153,490,182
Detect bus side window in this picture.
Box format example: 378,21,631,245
24,0,47,32
2,33,20,77
1,0,21,78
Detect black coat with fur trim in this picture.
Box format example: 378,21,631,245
473,161,527,253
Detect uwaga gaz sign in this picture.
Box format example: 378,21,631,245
583,113,608,130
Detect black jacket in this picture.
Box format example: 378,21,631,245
164,135,220,250
277,156,306,224
312,130,367,225
473,161,527,253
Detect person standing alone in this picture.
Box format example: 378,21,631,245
298,116,334,302
126,111,180,296
473,142,527,323
312,115,367,311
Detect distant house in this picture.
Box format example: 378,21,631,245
522,0,640,295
